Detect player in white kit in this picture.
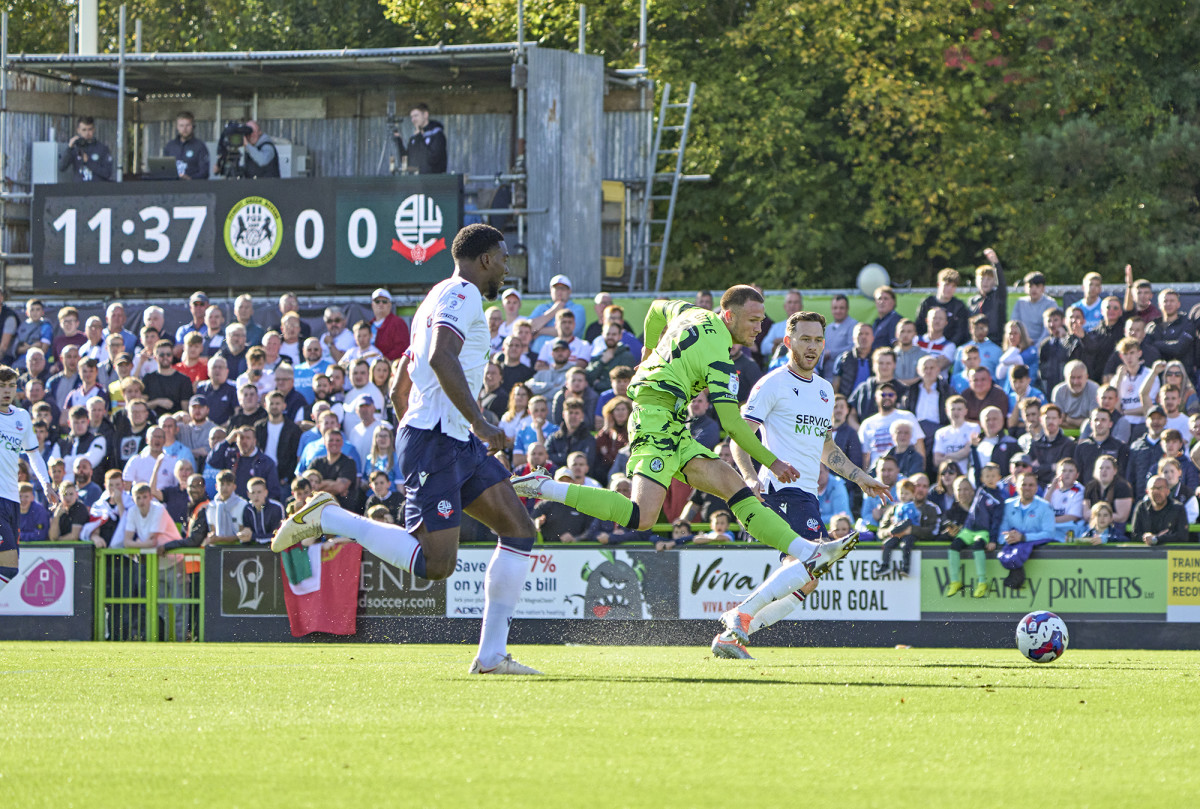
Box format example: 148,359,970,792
0,366,57,590
714,312,891,658
271,224,541,674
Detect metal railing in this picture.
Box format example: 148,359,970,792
93,547,205,641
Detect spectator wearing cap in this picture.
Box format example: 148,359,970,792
368,288,410,361
527,339,573,397
1126,405,1167,501
1011,272,1058,346
181,395,216,464
103,352,134,407
498,288,524,338
529,274,586,354
176,291,211,347
584,292,613,342
102,302,138,354
195,355,238,427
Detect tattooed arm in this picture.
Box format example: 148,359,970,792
823,431,892,501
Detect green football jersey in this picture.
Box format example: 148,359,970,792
630,300,740,409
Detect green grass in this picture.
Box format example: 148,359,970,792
3,643,1197,808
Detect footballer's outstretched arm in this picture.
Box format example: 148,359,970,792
428,327,506,449
823,431,891,501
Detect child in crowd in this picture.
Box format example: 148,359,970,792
879,478,920,575
1078,502,1117,545
828,513,853,540
691,510,736,545
944,463,1004,598
655,519,695,552
1046,457,1088,541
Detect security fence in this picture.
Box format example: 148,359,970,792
93,548,205,642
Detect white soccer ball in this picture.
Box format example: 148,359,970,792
1016,610,1069,663
856,263,890,298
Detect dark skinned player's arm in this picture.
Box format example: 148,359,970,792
389,353,412,419
428,327,488,429
712,400,777,468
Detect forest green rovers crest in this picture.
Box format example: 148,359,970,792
225,196,282,267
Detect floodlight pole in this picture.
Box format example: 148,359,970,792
0,11,7,285
515,0,527,252
116,4,126,182
579,6,586,54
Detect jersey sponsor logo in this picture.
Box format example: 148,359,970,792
391,194,447,265
225,196,282,267
793,413,833,436
649,458,664,473
443,296,464,312
729,373,740,396
437,499,454,518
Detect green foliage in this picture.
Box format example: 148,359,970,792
7,0,1200,286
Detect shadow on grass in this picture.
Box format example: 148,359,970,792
506,675,1082,689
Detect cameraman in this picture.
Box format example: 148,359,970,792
240,120,280,179
393,103,447,174
59,116,113,182
163,111,210,180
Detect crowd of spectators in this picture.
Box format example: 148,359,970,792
13,253,1197,596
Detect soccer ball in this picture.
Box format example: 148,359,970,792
1016,611,1069,663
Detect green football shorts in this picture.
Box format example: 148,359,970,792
624,403,720,490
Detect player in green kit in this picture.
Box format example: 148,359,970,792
512,285,858,590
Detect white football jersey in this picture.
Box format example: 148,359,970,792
933,421,981,474
742,365,834,493
0,405,37,504
401,277,491,442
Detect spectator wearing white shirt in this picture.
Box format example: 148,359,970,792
122,426,176,492
933,395,981,475
338,320,385,368
123,482,187,638
915,307,956,373
235,346,275,398
342,359,384,433
535,309,590,369
319,306,355,364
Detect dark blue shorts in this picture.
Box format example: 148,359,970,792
762,485,827,541
397,424,510,533
0,497,18,552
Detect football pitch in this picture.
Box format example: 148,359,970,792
3,643,1197,809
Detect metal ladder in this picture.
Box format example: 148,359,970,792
630,82,696,292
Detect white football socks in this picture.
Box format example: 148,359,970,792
785,535,820,561
477,544,531,665
738,560,814,617
749,593,803,634
321,506,423,573
536,478,571,503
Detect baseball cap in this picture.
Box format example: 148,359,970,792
189,395,207,407
189,291,209,304
371,288,393,303
551,338,571,350
554,467,573,480
115,352,132,365
355,396,377,409
1147,404,1167,418
549,274,572,291
1023,271,1046,286
501,288,521,301
1011,453,1033,466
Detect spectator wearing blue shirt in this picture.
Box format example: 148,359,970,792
528,274,586,354
293,337,330,405
102,302,138,354
997,471,1056,590
952,315,1002,377
17,483,51,542
1005,365,1046,412
175,291,211,347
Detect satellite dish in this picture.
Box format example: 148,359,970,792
857,263,891,298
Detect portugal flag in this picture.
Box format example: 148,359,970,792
280,542,363,637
